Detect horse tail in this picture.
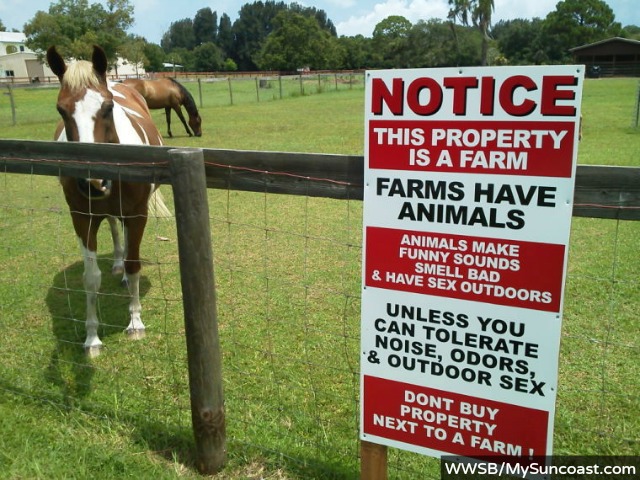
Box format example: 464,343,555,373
169,78,199,117
148,186,172,218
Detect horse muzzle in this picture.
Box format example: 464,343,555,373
78,178,113,199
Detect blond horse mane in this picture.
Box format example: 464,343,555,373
63,60,102,92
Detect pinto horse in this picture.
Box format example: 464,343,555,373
47,45,166,356
123,78,202,138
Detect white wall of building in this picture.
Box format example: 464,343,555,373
0,32,145,80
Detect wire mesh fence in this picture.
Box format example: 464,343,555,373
0,162,637,478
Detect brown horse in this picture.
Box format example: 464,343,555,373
47,45,167,356
123,78,202,137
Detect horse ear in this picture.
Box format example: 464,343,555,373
91,45,108,78
46,46,66,81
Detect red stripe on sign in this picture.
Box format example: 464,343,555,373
362,375,549,459
365,227,566,312
368,120,576,178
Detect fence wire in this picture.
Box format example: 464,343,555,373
0,169,638,479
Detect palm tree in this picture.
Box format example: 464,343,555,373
448,0,495,66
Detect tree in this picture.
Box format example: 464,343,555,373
0,18,5,31
373,15,412,38
118,35,147,76
288,3,337,36
231,1,335,71
193,42,223,71
622,25,640,40
541,0,621,63
194,7,217,46
23,0,134,64
231,1,289,71
143,42,165,71
165,47,195,71
256,11,339,70
337,34,372,69
492,18,546,64
104,0,135,52
217,13,234,57
406,19,481,68
222,58,237,71
448,0,494,65
371,16,412,68
161,18,196,51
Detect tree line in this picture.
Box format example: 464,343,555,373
8,0,640,73
155,0,637,71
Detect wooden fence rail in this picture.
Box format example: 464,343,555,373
0,139,639,220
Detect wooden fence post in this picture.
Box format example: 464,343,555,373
361,440,388,480
4,85,16,126
634,80,640,128
169,148,226,475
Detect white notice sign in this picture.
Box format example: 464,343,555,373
360,66,584,462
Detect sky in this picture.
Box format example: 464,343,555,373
1,0,638,45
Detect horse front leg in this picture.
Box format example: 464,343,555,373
174,106,193,136
165,107,173,138
78,237,103,357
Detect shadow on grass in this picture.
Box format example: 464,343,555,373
44,257,151,406
0,257,362,478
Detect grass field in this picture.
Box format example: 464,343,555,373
0,76,638,479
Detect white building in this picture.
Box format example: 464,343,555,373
0,32,54,81
0,32,145,81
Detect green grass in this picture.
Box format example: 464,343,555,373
0,76,366,153
0,76,638,479
578,78,640,165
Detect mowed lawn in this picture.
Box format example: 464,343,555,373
0,75,638,479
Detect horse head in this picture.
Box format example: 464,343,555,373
47,45,119,144
189,112,203,137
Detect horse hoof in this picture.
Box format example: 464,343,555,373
120,278,129,288
112,265,124,276
85,344,103,358
126,328,146,340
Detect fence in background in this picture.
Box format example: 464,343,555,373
1,72,365,123
0,69,364,85
0,139,638,478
